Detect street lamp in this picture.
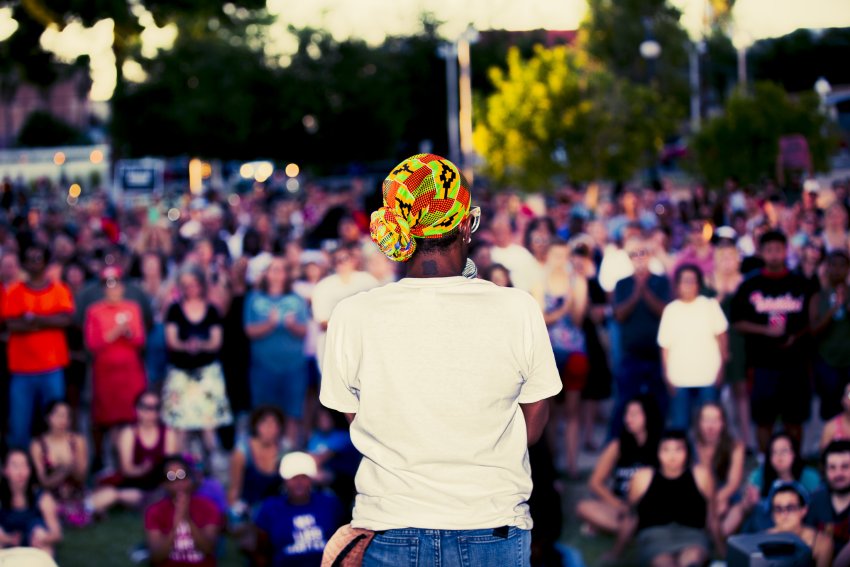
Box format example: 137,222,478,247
815,77,832,99
815,77,835,122
639,39,661,60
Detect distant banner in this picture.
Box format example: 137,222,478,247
777,134,812,171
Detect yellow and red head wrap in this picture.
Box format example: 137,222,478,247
370,154,471,262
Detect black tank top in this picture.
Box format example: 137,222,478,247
637,469,707,531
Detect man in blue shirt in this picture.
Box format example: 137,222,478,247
610,235,671,436
253,452,343,567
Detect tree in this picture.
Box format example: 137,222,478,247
688,81,836,187
580,0,690,122
17,110,88,146
749,27,850,93
473,45,668,189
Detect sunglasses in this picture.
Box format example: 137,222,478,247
166,469,188,482
137,403,160,412
468,206,481,234
772,504,801,515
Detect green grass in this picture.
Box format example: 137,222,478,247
58,477,633,567
58,508,244,567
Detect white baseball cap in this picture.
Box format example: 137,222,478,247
279,452,318,480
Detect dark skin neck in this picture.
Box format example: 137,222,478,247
403,221,472,279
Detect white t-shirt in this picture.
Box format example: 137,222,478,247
312,271,380,368
598,244,666,292
490,244,544,295
319,276,562,531
657,296,729,387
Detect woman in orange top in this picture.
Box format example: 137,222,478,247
83,267,146,463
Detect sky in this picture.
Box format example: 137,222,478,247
3,0,849,101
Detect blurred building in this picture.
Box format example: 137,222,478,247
0,66,92,148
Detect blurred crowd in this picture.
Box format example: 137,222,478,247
0,172,849,566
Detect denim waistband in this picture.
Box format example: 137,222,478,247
375,526,514,538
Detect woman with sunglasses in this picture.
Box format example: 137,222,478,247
112,391,178,493
145,454,224,567
766,482,832,567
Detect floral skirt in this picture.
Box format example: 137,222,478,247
162,362,233,430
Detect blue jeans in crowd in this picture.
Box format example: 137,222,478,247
362,526,530,567
667,385,718,430
609,356,666,439
814,357,850,421
7,368,65,449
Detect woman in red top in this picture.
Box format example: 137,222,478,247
114,391,178,492
83,267,147,463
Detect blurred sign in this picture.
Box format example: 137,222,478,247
113,158,164,200
778,134,812,171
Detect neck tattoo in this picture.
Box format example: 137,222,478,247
422,261,439,275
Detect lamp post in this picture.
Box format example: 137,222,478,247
731,25,752,94
439,26,478,181
437,42,461,167
640,22,661,188
457,25,479,184
689,41,705,133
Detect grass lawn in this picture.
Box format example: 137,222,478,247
58,475,639,567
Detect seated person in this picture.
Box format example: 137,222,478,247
31,400,141,526
0,449,63,556
766,481,832,567
576,396,661,544
628,430,718,567
252,452,343,567
726,431,821,534
820,382,850,451
807,441,850,567
228,406,285,519
692,402,745,538
110,391,178,492
306,408,360,516
145,454,224,567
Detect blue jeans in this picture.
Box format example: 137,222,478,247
362,527,530,567
814,357,850,421
667,386,718,430
609,356,666,439
8,369,65,449
145,323,168,386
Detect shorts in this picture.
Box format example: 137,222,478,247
0,508,46,546
555,351,589,392
750,366,811,426
637,524,709,566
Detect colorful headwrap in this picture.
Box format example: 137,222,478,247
370,153,471,262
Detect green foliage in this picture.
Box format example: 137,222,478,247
750,27,850,93
703,29,737,106
17,110,88,146
114,19,449,168
474,45,669,189
581,0,690,122
688,82,836,186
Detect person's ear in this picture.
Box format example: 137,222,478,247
462,217,472,244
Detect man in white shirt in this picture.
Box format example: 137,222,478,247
490,214,544,299
320,153,561,567
311,244,379,369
